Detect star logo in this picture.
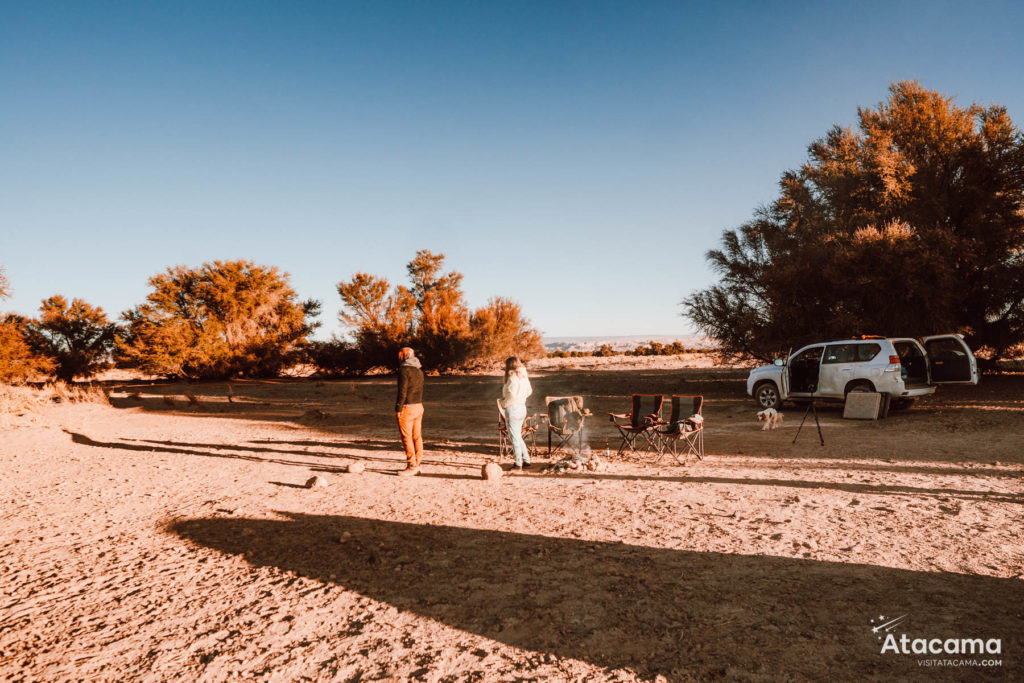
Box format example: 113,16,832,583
870,614,908,640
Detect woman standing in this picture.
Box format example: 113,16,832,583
502,356,533,470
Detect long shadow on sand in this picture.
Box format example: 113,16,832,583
63,432,481,472
66,431,1021,502
170,513,1022,680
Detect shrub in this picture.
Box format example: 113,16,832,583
307,337,364,377
119,260,320,379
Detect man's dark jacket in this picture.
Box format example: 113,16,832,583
396,365,424,412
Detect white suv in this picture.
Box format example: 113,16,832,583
746,334,979,409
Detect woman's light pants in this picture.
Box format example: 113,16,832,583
506,403,529,466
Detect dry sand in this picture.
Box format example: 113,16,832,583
2,358,1023,681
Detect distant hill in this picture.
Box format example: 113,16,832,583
542,335,716,353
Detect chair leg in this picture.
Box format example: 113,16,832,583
652,439,666,464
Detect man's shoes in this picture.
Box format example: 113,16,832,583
397,466,420,477
522,462,532,470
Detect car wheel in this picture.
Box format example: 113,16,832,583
754,382,780,409
845,381,874,396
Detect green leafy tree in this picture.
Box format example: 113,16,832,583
25,296,118,381
120,260,319,379
685,82,1024,362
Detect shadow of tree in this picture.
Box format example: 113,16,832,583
170,513,1023,680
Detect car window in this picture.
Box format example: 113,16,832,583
823,342,882,363
823,344,856,364
791,346,823,365
857,343,881,361
925,338,967,359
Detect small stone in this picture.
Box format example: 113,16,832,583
305,475,327,489
347,462,366,474
482,463,503,480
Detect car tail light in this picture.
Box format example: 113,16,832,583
889,355,900,365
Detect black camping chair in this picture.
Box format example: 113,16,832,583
545,395,588,456
608,394,664,455
654,395,704,464
497,399,540,459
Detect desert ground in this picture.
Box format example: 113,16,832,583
2,355,1023,682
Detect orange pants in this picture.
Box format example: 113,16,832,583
397,403,424,466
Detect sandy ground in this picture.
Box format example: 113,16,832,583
2,359,1023,682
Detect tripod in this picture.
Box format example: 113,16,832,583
792,400,824,446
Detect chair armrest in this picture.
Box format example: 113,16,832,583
608,412,630,420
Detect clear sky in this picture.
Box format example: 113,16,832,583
2,1,1023,339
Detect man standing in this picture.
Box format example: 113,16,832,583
395,347,425,476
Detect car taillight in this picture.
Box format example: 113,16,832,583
889,355,900,365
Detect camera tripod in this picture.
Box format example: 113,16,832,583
792,400,825,446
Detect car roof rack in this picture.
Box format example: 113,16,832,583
825,335,887,343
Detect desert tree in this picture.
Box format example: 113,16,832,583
328,250,543,373
1,314,56,384
119,260,320,379
336,272,416,371
684,82,1024,362
0,269,54,383
25,296,118,382
406,250,473,369
468,297,545,362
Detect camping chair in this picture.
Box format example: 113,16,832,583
654,395,704,464
545,395,588,456
608,394,664,455
497,399,540,459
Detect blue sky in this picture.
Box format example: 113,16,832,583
2,1,1023,338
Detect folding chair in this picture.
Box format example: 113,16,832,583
654,395,704,463
497,399,539,459
608,394,664,455
545,395,587,456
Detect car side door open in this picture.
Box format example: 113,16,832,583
921,335,979,384
787,345,824,396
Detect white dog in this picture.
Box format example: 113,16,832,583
756,407,784,430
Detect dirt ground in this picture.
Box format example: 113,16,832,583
2,357,1023,682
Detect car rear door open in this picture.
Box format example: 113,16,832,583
921,334,979,385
